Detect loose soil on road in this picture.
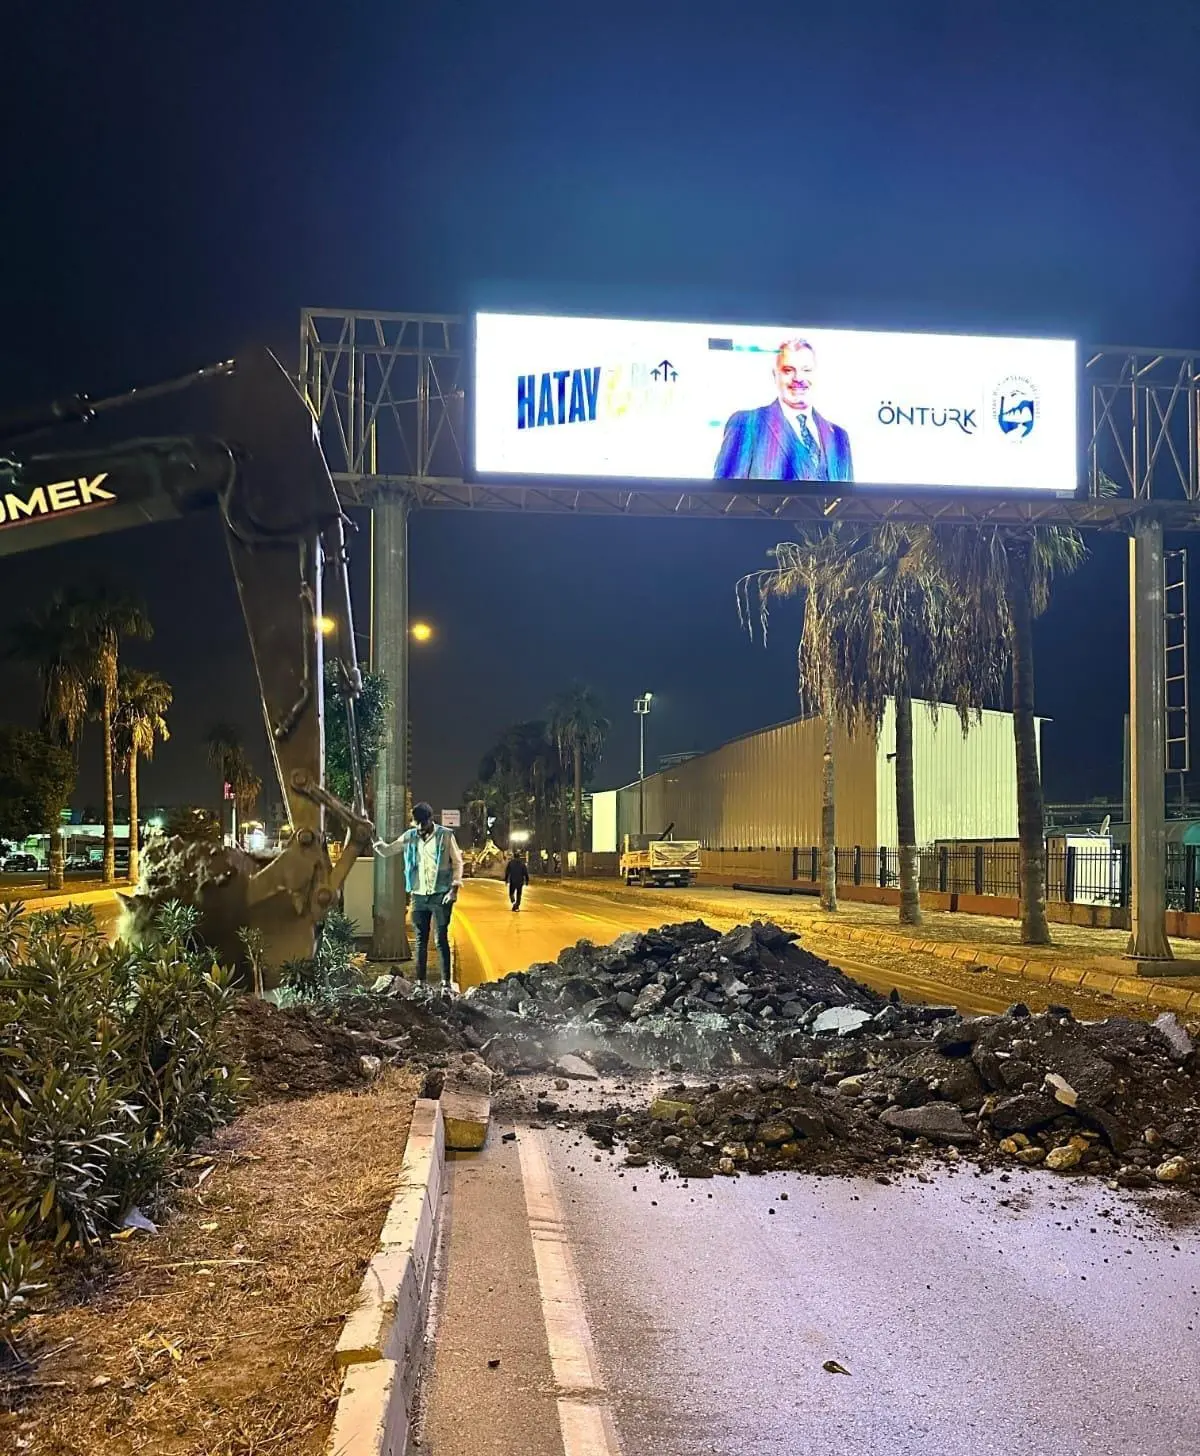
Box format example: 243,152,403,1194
3,1068,419,1456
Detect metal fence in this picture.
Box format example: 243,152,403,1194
710,843,1149,909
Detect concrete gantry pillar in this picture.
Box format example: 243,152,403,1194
371,494,410,961
1127,515,1172,962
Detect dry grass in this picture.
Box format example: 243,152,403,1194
3,1068,419,1456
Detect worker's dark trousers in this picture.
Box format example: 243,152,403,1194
509,883,524,909
411,892,453,982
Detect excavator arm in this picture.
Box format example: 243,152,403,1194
0,348,374,975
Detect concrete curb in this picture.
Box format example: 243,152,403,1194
326,1098,446,1456
560,881,1200,1020
802,920,1200,1018
5,886,127,913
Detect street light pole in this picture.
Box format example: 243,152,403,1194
634,693,653,838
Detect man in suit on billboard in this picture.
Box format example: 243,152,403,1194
714,338,854,482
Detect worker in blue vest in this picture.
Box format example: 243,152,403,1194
375,801,464,989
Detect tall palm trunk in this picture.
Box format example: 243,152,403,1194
47,826,64,891
127,751,140,885
558,785,568,878
573,740,584,872
820,711,837,912
1007,544,1051,945
895,687,922,926
101,684,116,882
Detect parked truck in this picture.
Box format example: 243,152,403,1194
620,826,701,887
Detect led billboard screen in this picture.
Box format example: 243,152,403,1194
473,313,1077,493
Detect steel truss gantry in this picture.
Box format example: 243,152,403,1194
303,308,1200,964
301,310,1200,529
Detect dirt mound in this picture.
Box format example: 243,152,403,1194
223,997,380,1100
222,990,465,1102
579,1003,1200,1192
455,920,885,1071
333,996,462,1055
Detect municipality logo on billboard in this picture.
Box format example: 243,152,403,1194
993,375,1039,440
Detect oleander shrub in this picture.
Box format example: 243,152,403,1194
0,901,243,1346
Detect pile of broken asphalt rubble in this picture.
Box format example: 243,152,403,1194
427,918,1200,1192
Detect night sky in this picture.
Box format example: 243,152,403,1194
5,1,1199,818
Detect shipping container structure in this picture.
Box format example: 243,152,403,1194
590,700,1042,853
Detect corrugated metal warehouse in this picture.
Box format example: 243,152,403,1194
591,700,1040,851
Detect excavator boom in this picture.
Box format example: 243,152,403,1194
0,348,374,979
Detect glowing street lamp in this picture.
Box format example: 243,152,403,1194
317,615,336,636
411,621,434,643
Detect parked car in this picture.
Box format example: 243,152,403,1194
65,855,96,871
3,853,39,872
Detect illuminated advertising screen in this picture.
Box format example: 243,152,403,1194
473,313,1078,494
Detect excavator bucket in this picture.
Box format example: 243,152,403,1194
118,834,337,989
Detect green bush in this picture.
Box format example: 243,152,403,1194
280,909,360,1006
0,1208,45,1346
0,901,243,1347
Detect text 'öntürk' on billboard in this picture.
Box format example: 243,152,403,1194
472,314,1077,494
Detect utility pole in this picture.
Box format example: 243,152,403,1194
371,495,410,961
634,692,653,837
1127,516,1172,962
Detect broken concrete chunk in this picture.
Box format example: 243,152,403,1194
441,1055,494,1151
1045,1144,1083,1172
987,1093,1061,1134
812,1007,873,1037
879,1103,976,1144
555,1053,600,1081
648,1098,694,1123
1152,1013,1194,1063
756,1119,796,1146
1044,1072,1079,1107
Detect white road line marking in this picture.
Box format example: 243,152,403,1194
557,1398,623,1456
516,1128,623,1456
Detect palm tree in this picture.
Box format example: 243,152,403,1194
739,529,851,913
548,685,610,871
7,595,90,889
819,712,836,912
205,724,261,845
463,779,502,849
741,525,1005,924
73,588,152,882
930,526,1086,944
232,759,262,834
113,669,172,883
819,525,1004,925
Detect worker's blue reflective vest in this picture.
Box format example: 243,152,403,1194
401,825,455,895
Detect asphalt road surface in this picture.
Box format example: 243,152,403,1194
420,1107,1200,1456
422,882,1200,1455
451,877,1014,1014
0,870,105,899
539,1126,1200,1456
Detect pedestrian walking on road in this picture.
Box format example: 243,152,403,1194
375,801,463,988
504,851,530,912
